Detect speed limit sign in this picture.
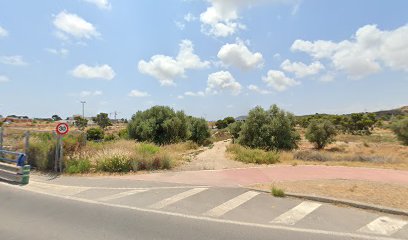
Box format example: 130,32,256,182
56,123,69,135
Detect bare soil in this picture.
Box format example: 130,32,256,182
253,179,408,210
175,140,255,171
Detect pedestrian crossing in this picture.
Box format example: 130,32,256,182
26,182,408,238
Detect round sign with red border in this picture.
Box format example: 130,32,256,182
56,123,69,135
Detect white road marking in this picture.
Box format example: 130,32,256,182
149,188,208,209
271,201,322,225
26,182,90,196
1,182,404,240
359,216,408,236
97,189,148,202
204,191,260,217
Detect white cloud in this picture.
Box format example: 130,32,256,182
280,59,324,78
262,70,300,91
206,71,242,95
175,21,185,30
138,39,209,86
247,84,272,94
72,64,115,80
184,91,205,97
199,0,299,37
0,55,28,66
80,90,103,97
0,26,8,38
128,90,150,97
291,24,408,79
217,40,264,70
84,0,111,10
0,75,10,83
177,95,184,99
319,73,335,82
184,13,197,22
46,48,69,57
53,11,100,40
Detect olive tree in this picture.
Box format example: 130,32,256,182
238,105,300,151
305,119,337,149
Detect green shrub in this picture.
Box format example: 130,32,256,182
128,106,190,145
118,128,129,139
305,120,337,149
87,127,104,141
271,187,285,197
27,140,55,171
227,144,280,164
391,118,408,145
136,142,160,155
228,121,242,143
104,133,117,141
189,117,211,145
238,105,300,151
96,155,132,172
65,158,91,174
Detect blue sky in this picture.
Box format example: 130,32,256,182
0,0,407,120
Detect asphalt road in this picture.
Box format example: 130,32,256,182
1,177,407,240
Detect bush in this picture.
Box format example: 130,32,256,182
238,105,300,151
293,150,333,162
189,117,211,145
271,187,285,197
118,128,129,139
96,154,132,172
391,118,408,145
128,106,190,145
228,121,242,143
94,113,112,130
74,116,88,131
65,158,91,174
136,142,160,155
305,120,337,149
227,144,280,164
27,139,55,171
104,133,117,141
87,127,104,141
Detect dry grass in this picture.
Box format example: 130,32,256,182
253,180,408,210
278,128,408,170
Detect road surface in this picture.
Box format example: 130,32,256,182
1,177,407,240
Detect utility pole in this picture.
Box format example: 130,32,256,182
80,101,86,118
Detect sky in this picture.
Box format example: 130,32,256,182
0,0,407,120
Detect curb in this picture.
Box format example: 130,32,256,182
247,188,408,217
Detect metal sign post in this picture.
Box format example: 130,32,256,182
55,123,69,172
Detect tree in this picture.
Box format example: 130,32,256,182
86,127,104,141
74,116,88,131
52,115,62,121
215,116,235,129
189,117,211,145
228,121,242,143
305,120,337,149
343,113,376,135
128,106,189,145
238,105,300,151
94,113,112,130
391,118,408,145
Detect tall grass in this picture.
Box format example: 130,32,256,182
227,144,280,164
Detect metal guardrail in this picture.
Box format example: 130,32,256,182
0,150,30,184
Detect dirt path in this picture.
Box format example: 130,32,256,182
175,140,254,171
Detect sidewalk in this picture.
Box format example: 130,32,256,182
117,165,408,187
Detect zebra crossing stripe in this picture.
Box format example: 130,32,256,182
270,201,322,225
97,189,148,202
359,216,408,236
149,188,208,209
204,191,260,217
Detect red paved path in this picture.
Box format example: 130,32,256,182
119,165,408,187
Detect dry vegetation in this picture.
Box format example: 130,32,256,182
278,128,408,170
254,180,408,210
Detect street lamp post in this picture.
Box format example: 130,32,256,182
80,101,86,118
